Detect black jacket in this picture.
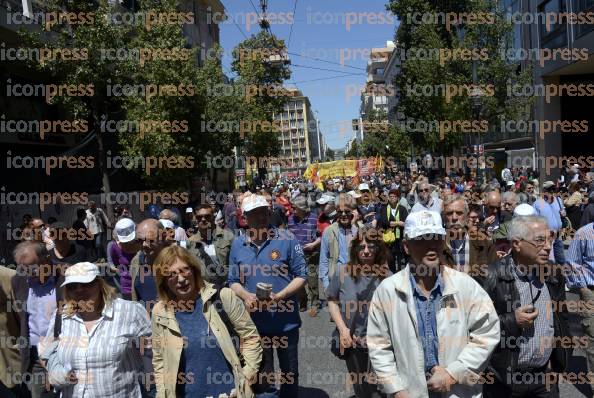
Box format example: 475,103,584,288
480,255,571,382
377,203,408,240
11,272,64,374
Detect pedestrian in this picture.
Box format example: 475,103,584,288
159,209,188,245
186,204,235,287
327,227,390,397
72,208,94,260
319,193,358,292
580,191,594,228
533,181,566,265
564,182,583,230
367,210,500,398
11,241,64,398
287,195,321,317
129,219,175,306
84,201,110,261
151,244,262,398
228,194,307,398
481,216,570,398
47,222,88,267
410,181,443,213
376,188,408,273
43,262,153,398
0,264,20,398
110,218,140,300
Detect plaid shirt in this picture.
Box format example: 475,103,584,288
287,211,318,246
511,260,555,369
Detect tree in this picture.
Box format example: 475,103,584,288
386,0,533,155
325,148,335,161
359,109,411,163
346,140,359,158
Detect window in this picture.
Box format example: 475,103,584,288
539,0,567,49
577,0,594,37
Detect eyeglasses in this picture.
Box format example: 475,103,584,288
166,266,193,281
419,188,431,193
521,236,552,249
196,214,212,220
502,202,515,208
135,237,160,245
337,210,353,217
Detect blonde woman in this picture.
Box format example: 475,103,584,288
43,262,152,397
151,245,262,398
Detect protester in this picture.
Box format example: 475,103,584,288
319,194,358,292
410,181,443,213
48,222,88,267
186,204,234,286
109,218,140,300
11,241,64,398
84,201,110,260
327,227,390,397
72,208,93,259
481,216,570,398
367,210,500,397
564,182,583,230
580,191,594,228
130,219,175,304
228,194,307,398
152,245,262,398
43,262,153,398
159,209,188,245
534,181,566,265
376,188,408,273
0,265,20,398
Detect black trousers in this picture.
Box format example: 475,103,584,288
484,370,560,398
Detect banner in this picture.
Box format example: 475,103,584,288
303,157,383,181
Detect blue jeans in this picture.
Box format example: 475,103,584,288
253,328,299,398
553,237,566,265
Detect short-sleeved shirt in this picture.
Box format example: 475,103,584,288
228,228,307,335
326,272,385,338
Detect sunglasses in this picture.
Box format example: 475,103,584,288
356,243,379,252
337,210,353,217
196,214,212,220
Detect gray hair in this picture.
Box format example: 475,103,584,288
508,216,548,241
442,194,468,216
502,191,517,204
335,193,356,210
13,241,48,263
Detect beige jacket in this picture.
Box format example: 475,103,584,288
0,266,19,388
151,283,262,398
367,265,500,398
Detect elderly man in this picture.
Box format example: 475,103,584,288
287,195,321,317
442,194,497,277
319,193,358,292
159,208,188,245
481,216,570,398
186,204,234,287
129,219,175,304
367,211,500,398
228,194,307,398
411,181,443,213
11,241,64,398
483,190,503,234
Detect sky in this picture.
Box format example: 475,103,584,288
218,0,399,150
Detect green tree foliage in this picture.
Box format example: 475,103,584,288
386,0,532,154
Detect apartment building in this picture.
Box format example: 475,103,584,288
272,89,323,177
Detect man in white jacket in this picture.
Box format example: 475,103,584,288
367,210,500,398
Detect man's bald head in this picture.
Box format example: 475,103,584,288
136,218,171,264
159,209,178,224
486,191,501,207
137,218,164,238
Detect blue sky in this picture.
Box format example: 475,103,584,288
218,0,398,150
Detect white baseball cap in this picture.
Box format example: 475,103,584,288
61,262,100,287
514,203,537,217
404,211,446,239
316,194,334,205
358,183,370,192
347,190,362,199
114,218,135,243
241,194,269,213
185,207,193,213
159,219,175,229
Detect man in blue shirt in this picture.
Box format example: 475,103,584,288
533,181,565,264
229,194,307,398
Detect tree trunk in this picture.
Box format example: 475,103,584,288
95,120,114,224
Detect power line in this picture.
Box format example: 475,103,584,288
247,0,260,17
289,74,363,84
287,0,298,49
287,51,365,71
227,12,249,40
291,63,365,75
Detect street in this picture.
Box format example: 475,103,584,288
296,292,594,398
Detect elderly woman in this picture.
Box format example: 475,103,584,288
151,245,262,398
327,227,391,398
43,262,152,397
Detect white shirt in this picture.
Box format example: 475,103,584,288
84,208,107,235
44,298,151,398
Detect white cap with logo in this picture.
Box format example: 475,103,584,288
114,218,135,243
241,194,269,213
404,211,446,239
61,262,100,287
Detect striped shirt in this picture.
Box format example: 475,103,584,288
44,298,152,398
511,261,554,369
566,223,594,289
287,211,318,246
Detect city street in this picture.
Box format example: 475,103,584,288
296,293,594,398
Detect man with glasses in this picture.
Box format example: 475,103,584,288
411,181,443,213
481,216,570,398
319,193,358,292
129,218,175,304
187,204,234,287
483,191,503,234
367,210,499,398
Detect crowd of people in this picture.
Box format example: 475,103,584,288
1,162,594,398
